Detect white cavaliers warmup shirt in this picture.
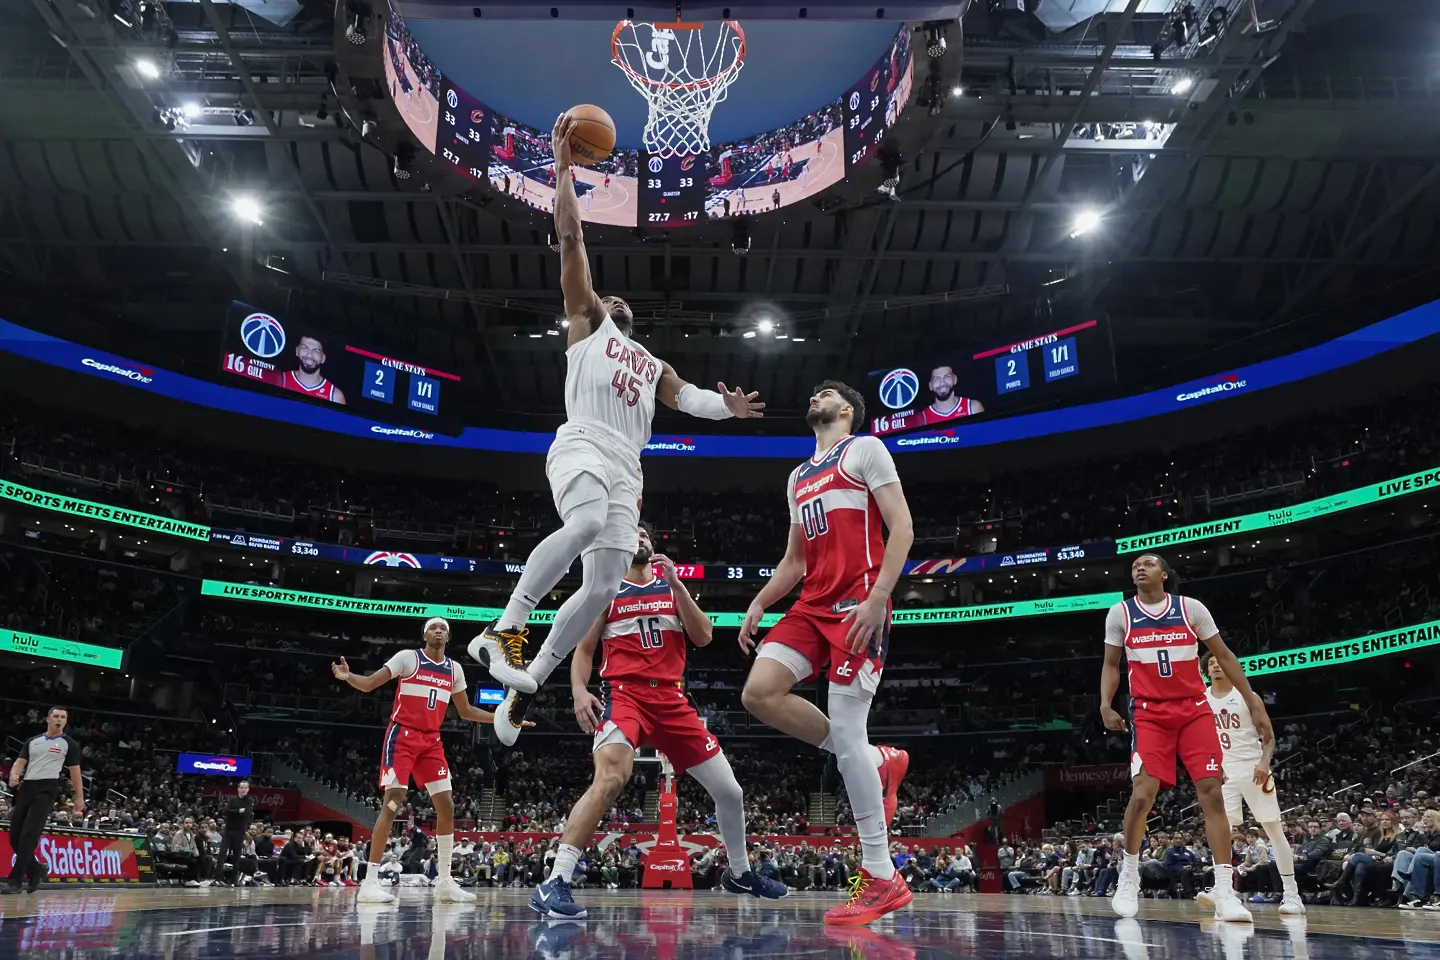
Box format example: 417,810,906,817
563,315,661,453
1205,686,1264,776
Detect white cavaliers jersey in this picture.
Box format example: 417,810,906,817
1207,687,1264,773
563,315,660,453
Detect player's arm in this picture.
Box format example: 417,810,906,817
654,554,712,647
571,616,607,734
449,688,496,724
331,656,393,694
1099,604,1129,732
656,361,765,419
843,477,913,652
67,761,85,814
551,114,606,345
332,386,347,405
969,398,985,414
7,754,26,788
737,523,807,654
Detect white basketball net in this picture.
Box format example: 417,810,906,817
611,20,745,159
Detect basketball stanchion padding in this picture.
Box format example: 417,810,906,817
641,751,693,889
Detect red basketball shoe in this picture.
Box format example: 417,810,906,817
824,868,913,926
878,746,909,827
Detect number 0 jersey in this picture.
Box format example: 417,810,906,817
563,314,661,454
382,648,467,732
1103,594,1218,702
785,435,902,616
599,577,689,683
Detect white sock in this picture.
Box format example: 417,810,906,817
1123,851,1139,873
1265,822,1296,876
364,861,382,883
1214,863,1234,894
687,754,750,879
527,549,632,685
436,835,453,881
829,689,894,880
548,844,581,883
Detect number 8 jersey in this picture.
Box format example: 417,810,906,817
786,435,901,617
1103,594,1219,701
600,577,688,683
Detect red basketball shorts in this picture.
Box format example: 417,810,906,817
1129,697,1223,789
759,603,889,697
379,723,452,794
594,680,720,776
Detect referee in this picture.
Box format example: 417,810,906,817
3,706,84,895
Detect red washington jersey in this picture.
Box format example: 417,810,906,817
599,577,689,683
1103,594,1219,702
786,435,901,616
282,370,342,403
382,648,467,732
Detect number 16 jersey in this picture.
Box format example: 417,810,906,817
786,435,901,617
600,577,688,683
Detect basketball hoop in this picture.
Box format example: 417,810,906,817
611,19,745,159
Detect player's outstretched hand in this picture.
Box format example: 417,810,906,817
718,382,765,419
737,601,765,655
574,690,605,735
1252,762,1272,787
652,553,680,585
1100,705,1129,733
843,594,888,654
552,113,576,170
331,657,351,682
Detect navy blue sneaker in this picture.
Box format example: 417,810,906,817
529,919,586,956
722,869,789,900
530,877,587,919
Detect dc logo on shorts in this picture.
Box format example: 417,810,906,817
878,368,919,410
240,312,286,359
364,551,421,568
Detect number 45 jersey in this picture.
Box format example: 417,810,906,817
786,435,902,618
600,577,688,683
1104,594,1220,702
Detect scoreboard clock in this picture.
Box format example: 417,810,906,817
638,152,707,226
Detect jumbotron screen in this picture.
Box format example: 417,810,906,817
219,301,465,436
385,2,911,227
867,318,1117,438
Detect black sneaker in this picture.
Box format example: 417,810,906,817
1399,894,1425,910
26,865,46,894
495,687,535,746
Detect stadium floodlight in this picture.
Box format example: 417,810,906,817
757,318,775,334
181,102,202,119
231,195,263,225
1171,76,1195,95
1070,208,1102,238
741,330,757,339
135,58,160,79
951,86,963,98
346,14,367,45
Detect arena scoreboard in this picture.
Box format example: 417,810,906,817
438,79,494,182
219,301,465,436
638,151,708,226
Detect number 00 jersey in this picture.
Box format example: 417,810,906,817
382,648,467,732
785,435,902,617
563,314,661,454
1103,594,1219,702
599,577,689,683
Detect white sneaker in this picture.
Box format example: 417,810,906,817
357,878,397,904
468,629,537,694
493,686,535,747
1112,869,1141,919
185,880,201,888
434,877,477,903
1212,890,1254,923
1067,887,1081,897
1278,893,1306,916
1195,887,1215,909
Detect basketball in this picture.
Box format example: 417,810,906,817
568,104,616,165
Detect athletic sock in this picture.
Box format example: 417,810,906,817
363,861,382,882
436,835,453,881
686,754,750,879
1123,851,1139,873
548,844,581,884
1214,863,1235,894
829,691,895,881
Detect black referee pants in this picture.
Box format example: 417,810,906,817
7,782,58,884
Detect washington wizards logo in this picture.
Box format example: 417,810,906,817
877,368,919,410
240,312,286,359
364,551,421,568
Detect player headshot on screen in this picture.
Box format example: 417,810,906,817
924,365,983,422
283,335,347,405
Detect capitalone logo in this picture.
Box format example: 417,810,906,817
81,358,153,383
1176,374,1248,403
370,425,436,440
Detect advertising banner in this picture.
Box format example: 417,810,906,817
176,753,253,777
1044,764,1131,790
0,827,154,885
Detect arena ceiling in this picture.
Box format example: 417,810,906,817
1,0,1438,422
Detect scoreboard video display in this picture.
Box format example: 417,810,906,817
437,79,493,182
844,25,914,167
868,318,1116,438
638,152,708,226
219,301,464,436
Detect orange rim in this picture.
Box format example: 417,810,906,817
611,20,746,93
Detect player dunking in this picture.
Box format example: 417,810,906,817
1100,554,1274,922
1194,649,1304,915
530,523,788,918
332,617,519,904
738,381,915,926
470,112,764,745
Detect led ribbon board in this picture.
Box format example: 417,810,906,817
200,580,1120,627
1240,620,1440,678
0,479,210,542
0,629,125,670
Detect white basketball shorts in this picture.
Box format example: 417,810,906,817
546,420,643,556
1222,770,1281,825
